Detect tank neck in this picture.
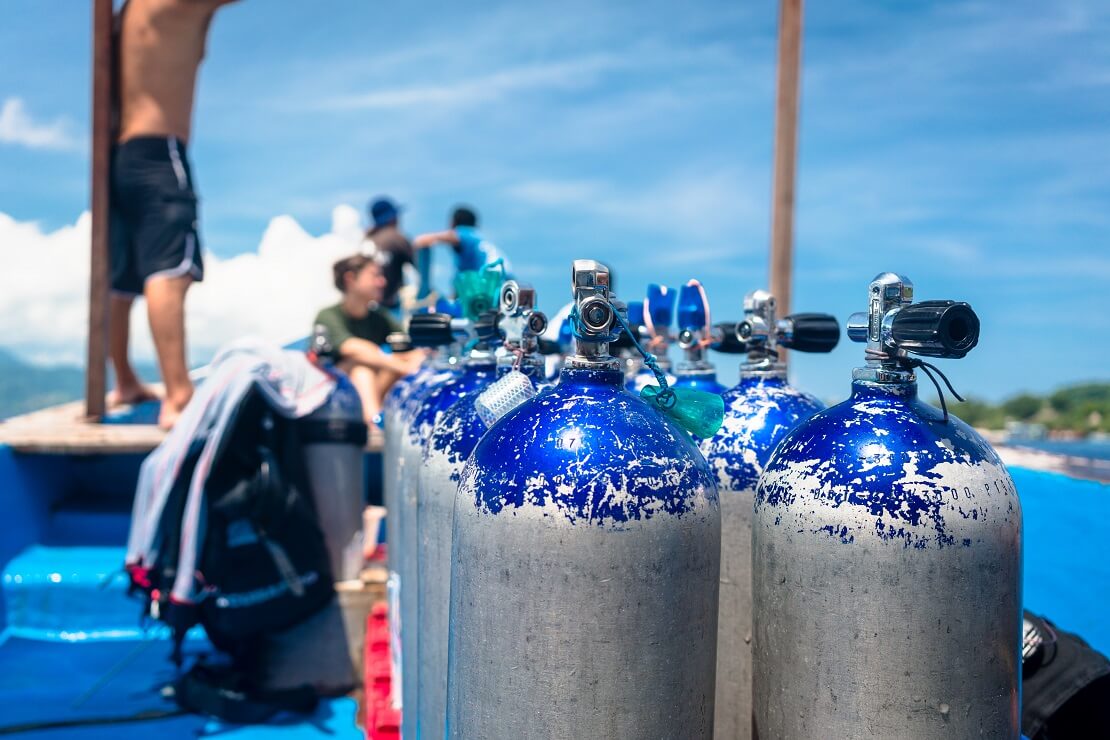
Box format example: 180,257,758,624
850,378,918,401
738,373,788,389
676,359,714,377
740,360,787,381
559,366,624,387
852,365,915,384
497,354,544,380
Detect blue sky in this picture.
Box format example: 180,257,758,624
1,0,1108,403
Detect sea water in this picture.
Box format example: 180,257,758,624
1016,466,1110,654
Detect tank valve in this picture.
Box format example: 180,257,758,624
847,273,980,377
722,290,839,374
568,260,619,369
498,280,548,354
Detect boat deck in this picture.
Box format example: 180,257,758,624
0,398,389,738
0,400,165,455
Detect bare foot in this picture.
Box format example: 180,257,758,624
107,384,160,408
157,398,189,430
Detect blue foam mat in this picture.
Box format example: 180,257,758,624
0,632,362,738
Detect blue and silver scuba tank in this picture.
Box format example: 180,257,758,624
417,281,548,740
627,284,677,392
401,311,499,740
446,260,721,739
697,289,839,740
540,301,575,382
751,273,1022,739
674,279,728,395
386,310,466,716
302,325,370,582
615,299,646,386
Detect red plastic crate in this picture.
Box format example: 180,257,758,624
365,602,401,739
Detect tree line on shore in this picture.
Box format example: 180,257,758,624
953,382,1109,436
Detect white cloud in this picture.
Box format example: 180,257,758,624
317,54,624,111
0,97,82,152
0,206,366,368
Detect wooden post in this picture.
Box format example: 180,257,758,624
769,0,804,365
85,0,113,420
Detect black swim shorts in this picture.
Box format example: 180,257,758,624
109,135,204,295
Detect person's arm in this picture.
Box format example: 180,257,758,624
412,229,460,250
337,337,421,375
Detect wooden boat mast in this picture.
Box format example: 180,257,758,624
85,0,113,420
769,0,804,365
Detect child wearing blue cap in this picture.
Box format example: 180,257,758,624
365,196,413,310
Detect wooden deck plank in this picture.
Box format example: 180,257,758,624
0,400,385,456
0,401,166,455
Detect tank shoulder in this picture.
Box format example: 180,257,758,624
426,393,486,473
699,379,826,493
462,380,717,527
758,388,1017,549
410,368,494,440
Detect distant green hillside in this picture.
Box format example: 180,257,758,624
0,350,163,421
0,349,86,420
956,382,1110,435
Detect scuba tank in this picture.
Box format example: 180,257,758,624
627,284,678,392
417,281,548,740
614,299,646,386
446,260,721,739
752,273,1022,739
698,290,839,740
401,311,499,740
387,311,466,715
540,301,575,382
674,279,728,395
301,325,370,582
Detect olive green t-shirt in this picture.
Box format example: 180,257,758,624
313,303,401,357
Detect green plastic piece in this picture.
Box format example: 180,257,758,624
640,384,725,439
454,269,502,322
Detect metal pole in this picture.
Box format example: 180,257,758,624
85,0,113,420
769,0,803,366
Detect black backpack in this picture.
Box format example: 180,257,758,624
131,385,336,718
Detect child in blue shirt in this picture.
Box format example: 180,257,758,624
413,205,501,274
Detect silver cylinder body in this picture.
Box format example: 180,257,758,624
397,431,424,736
303,444,365,581
752,380,1022,739
418,389,493,739
417,435,456,739
699,375,824,740
389,365,458,724
446,368,720,739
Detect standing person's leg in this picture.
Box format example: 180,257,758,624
107,160,157,408
145,274,194,428
108,293,157,405
125,136,204,429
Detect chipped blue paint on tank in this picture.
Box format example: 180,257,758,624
673,371,728,396
700,375,824,494
756,379,1017,549
427,365,549,477
408,363,497,445
399,365,461,428
462,367,717,527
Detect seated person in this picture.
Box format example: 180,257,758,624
314,254,423,424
